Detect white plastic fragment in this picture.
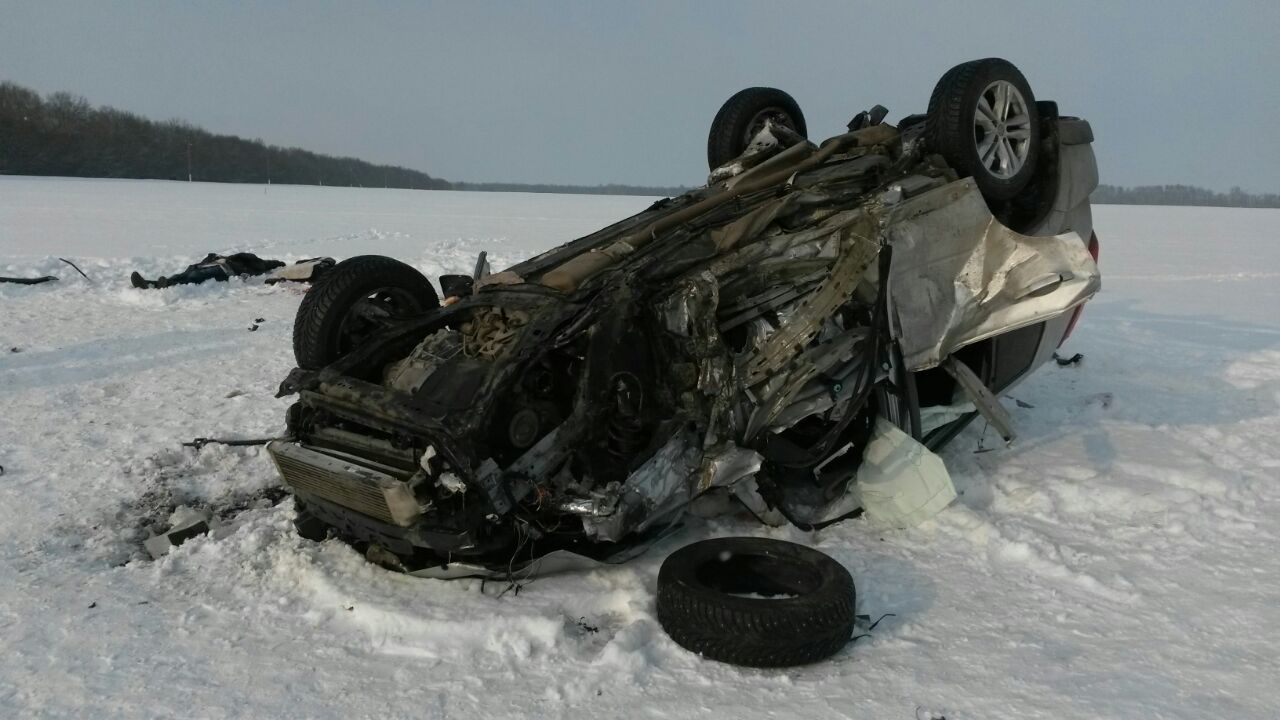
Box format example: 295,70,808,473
437,471,467,495
143,506,215,559
855,417,957,529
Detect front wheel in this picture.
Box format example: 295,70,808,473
292,255,439,369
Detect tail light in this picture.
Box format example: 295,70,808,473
1059,231,1099,346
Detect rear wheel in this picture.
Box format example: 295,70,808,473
926,58,1040,201
707,87,807,171
292,255,439,369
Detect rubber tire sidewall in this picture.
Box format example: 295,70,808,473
656,537,855,667
925,58,1040,202
292,254,439,369
706,87,808,171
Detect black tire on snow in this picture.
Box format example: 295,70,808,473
925,58,1041,201
656,537,855,667
292,254,439,369
706,87,808,171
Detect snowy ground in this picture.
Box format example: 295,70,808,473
2,176,1278,719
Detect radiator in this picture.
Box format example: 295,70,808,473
267,441,422,527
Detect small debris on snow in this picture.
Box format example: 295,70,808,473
181,436,278,450
58,257,92,281
1088,392,1115,409
1054,351,1085,366
143,506,215,560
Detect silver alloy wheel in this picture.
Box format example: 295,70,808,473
973,80,1032,179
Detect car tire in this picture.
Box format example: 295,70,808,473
656,537,855,667
707,87,808,171
292,255,439,369
926,58,1041,201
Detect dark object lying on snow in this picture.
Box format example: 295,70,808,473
0,258,91,285
131,254,335,289
657,537,855,667
1054,352,1085,366
266,58,1101,576
182,436,281,450
0,275,57,285
59,257,92,281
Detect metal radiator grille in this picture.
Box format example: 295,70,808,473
267,441,421,527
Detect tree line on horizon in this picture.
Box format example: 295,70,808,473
0,81,448,189
1091,184,1280,208
450,180,691,196
2,80,1277,207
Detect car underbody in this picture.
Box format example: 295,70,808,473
268,60,1100,576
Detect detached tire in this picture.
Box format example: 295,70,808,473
707,87,808,171
656,537,855,667
926,58,1040,201
293,255,439,369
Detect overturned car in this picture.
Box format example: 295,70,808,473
269,59,1100,575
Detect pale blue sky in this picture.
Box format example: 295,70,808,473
2,0,1277,190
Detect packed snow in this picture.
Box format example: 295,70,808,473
2,176,1278,719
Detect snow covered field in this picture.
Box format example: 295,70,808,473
2,176,1278,719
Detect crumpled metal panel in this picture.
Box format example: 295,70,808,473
695,444,763,494
740,218,879,385
884,178,1101,371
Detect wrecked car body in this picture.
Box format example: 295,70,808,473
268,59,1100,574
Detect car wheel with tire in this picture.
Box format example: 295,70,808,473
926,58,1040,201
707,87,808,171
656,537,855,667
292,255,439,369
